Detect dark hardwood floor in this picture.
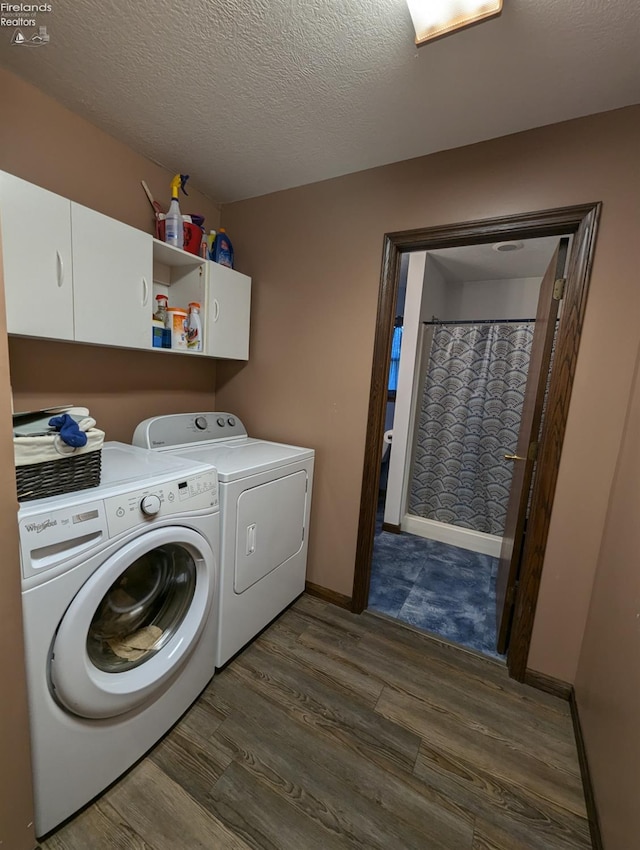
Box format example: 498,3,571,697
40,595,592,850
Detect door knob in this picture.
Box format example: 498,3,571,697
504,454,527,461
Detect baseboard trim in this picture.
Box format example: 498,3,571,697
524,668,572,700
525,670,603,849
304,581,352,610
569,689,604,850
381,521,401,534
401,514,502,557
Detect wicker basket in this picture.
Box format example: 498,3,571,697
14,426,104,502
16,448,102,502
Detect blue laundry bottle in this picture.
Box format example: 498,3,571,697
213,228,234,268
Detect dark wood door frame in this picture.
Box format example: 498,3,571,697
351,203,601,681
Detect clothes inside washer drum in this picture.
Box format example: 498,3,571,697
107,625,163,661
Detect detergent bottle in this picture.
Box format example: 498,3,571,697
213,228,234,268
186,302,203,351
164,174,190,249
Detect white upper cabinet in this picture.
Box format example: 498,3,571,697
206,262,251,360
72,203,153,349
0,171,74,340
0,172,251,359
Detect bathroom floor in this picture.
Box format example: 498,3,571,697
368,507,506,661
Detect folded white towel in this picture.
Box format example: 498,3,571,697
14,428,105,467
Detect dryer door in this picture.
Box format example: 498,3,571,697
234,470,308,593
50,527,215,719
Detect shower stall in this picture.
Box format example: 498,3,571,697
405,318,535,554
381,249,549,557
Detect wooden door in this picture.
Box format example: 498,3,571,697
496,237,569,653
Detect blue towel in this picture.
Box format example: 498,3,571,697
48,414,88,448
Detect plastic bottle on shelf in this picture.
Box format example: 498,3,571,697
164,174,190,250
153,294,171,347
213,228,234,268
206,230,217,260
186,302,203,351
166,307,188,349
153,294,168,323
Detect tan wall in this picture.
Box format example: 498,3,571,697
0,239,35,849
218,105,640,686
574,341,640,850
0,69,221,845
9,337,218,443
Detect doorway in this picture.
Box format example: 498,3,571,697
351,204,600,681
370,236,561,661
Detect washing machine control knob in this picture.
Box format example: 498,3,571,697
194,416,208,430
227,417,236,426
217,417,226,427
140,494,161,516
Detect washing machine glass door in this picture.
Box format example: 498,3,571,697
87,542,196,673
50,526,216,720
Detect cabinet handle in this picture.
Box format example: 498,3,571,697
56,251,64,288
213,298,220,322
141,277,149,306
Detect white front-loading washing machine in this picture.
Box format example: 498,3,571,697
133,413,314,667
18,442,219,837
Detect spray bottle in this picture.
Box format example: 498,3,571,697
165,174,190,249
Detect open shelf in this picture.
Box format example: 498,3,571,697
152,239,205,267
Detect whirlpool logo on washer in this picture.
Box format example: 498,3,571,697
24,518,57,533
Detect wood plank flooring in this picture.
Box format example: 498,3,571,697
40,595,592,850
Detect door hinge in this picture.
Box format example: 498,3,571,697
506,579,520,608
553,277,566,301
527,441,539,462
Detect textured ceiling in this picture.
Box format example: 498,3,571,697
0,0,639,202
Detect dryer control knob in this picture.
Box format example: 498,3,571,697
195,416,208,430
227,417,236,426
140,494,161,516
217,417,226,427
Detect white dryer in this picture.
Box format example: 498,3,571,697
19,442,219,837
133,413,314,667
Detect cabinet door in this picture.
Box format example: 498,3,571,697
0,172,74,339
72,203,153,349
205,263,251,359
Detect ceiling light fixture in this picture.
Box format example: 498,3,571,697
406,0,503,46
493,241,524,252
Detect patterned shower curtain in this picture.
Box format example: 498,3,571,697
408,322,535,536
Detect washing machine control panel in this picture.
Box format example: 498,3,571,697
104,470,218,538
18,471,218,583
